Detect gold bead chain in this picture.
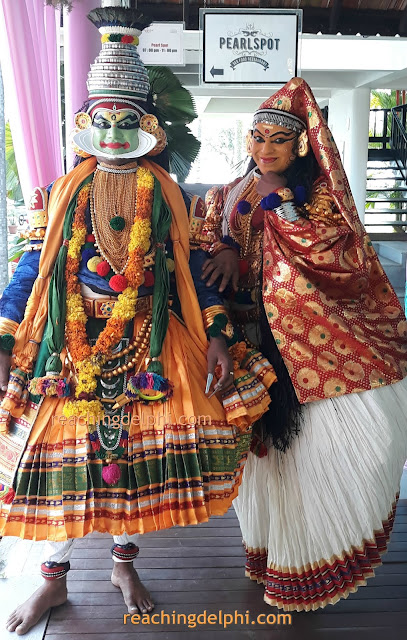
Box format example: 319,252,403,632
90,163,140,275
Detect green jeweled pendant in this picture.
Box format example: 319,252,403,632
109,216,125,231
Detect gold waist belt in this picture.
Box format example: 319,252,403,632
83,295,153,319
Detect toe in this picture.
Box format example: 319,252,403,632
128,605,139,614
143,599,154,612
6,615,21,632
6,610,18,624
15,621,31,636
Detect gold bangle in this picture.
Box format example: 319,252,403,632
202,305,234,339
202,305,229,331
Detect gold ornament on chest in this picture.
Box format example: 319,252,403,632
90,163,141,275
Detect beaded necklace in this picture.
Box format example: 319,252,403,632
228,177,262,258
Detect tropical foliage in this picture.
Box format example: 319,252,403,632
5,123,22,202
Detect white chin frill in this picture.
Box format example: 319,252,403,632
72,128,157,159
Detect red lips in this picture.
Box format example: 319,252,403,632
100,141,130,149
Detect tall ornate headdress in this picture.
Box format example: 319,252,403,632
72,6,158,159
72,5,200,178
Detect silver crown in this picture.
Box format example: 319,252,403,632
87,38,149,102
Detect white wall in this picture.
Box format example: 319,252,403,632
328,88,370,222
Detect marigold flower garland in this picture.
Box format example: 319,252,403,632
63,167,155,422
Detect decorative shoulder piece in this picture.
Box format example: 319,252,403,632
261,188,299,223
20,186,50,252
188,195,206,248
304,179,345,225
198,187,224,251
28,187,48,231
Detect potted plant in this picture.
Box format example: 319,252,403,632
7,209,17,235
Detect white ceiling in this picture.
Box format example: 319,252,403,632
169,32,407,113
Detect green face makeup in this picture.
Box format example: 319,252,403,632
91,109,140,155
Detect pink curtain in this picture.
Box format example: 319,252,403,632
0,0,64,205
63,0,99,170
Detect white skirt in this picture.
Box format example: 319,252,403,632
233,376,407,611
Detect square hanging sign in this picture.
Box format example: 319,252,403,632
201,9,302,85
139,22,184,66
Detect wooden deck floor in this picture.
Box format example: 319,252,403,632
43,501,407,640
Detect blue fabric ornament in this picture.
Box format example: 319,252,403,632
294,185,307,206
82,247,97,263
261,192,281,211
237,200,251,215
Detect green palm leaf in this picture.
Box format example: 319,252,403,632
147,66,197,124
5,123,22,202
166,124,201,182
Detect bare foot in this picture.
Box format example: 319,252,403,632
111,562,154,614
5,577,67,635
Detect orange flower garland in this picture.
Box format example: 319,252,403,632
63,167,155,421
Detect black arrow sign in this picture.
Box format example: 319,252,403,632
210,66,224,77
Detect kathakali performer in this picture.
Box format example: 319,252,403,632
200,77,407,611
0,6,275,634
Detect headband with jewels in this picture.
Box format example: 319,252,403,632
252,108,306,133
72,6,162,160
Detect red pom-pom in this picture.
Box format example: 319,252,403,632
143,270,155,288
86,234,95,243
102,463,121,486
96,260,110,277
121,35,133,44
109,274,128,292
238,259,249,277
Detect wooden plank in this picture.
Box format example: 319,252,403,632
384,542,407,551
381,552,407,563
349,585,407,599
69,556,246,570
45,632,300,640
46,611,407,633
71,546,245,559
74,537,243,549
374,563,407,574
66,590,272,606
66,578,261,592
45,632,404,640
81,527,243,539
50,597,407,621
68,567,246,580
46,619,294,634
388,533,407,541
50,602,275,621
65,587,407,607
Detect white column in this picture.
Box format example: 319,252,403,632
328,88,370,224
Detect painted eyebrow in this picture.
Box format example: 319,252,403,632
254,128,296,139
118,114,139,122
93,114,139,122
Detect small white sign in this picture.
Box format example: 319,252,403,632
202,10,300,85
139,22,184,66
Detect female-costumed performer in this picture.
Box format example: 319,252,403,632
200,77,407,612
